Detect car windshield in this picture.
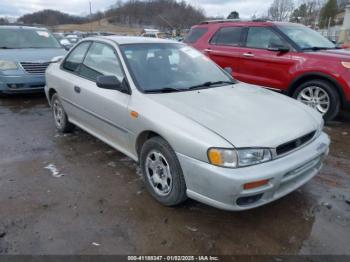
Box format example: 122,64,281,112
0,28,61,49
277,24,336,50
120,43,235,93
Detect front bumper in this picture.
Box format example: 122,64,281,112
0,74,46,94
177,132,330,211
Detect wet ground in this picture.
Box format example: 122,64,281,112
0,94,349,255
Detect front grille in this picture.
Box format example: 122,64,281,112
276,131,316,156
20,62,50,75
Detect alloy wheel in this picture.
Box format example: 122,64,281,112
53,99,65,128
297,86,330,115
145,150,173,196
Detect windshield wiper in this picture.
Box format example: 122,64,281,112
187,80,235,90
302,46,337,51
144,87,183,94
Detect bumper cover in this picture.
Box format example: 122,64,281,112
177,132,330,211
0,74,45,94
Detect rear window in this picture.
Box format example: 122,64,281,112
210,27,243,46
184,27,208,43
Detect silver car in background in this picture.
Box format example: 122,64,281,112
45,36,330,211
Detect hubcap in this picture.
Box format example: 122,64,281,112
53,99,64,128
145,150,172,196
297,86,330,115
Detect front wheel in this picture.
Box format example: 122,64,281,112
293,80,340,121
51,94,74,133
140,136,187,206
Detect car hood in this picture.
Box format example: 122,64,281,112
307,49,350,60
0,48,66,62
148,83,321,148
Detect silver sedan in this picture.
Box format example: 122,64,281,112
45,36,330,211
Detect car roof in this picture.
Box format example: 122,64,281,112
0,25,48,30
194,20,298,28
98,36,179,45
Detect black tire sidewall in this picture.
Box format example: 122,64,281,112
140,137,187,206
293,80,340,121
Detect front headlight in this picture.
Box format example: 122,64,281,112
341,61,350,69
208,148,272,168
0,60,18,70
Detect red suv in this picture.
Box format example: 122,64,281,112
185,20,350,121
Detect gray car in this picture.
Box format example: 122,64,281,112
45,36,330,211
0,26,66,94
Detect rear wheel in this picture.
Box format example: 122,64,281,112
293,79,340,121
140,136,187,206
51,94,74,133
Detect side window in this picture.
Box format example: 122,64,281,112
246,27,284,49
62,42,91,72
210,27,243,46
184,27,208,43
79,42,125,82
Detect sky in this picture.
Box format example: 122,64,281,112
0,0,274,19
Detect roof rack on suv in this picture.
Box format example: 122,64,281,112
200,18,270,25
200,19,241,24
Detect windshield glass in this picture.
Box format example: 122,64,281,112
0,28,61,49
277,24,336,50
120,43,234,93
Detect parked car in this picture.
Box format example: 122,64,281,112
185,20,350,121
0,26,66,94
141,32,172,39
45,36,330,211
65,34,82,44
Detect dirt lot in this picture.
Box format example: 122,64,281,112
0,94,349,255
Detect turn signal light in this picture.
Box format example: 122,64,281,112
244,179,269,190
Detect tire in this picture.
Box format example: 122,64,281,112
140,136,187,206
293,79,340,121
51,93,74,133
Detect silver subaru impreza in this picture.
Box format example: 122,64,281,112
45,36,330,211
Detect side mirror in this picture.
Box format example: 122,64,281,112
267,44,290,53
96,75,129,94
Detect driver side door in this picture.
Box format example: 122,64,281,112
239,26,295,90
73,41,131,152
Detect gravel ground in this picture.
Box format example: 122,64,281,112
0,94,349,255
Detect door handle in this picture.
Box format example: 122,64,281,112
204,48,212,53
74,86,81,94
243,52,255,57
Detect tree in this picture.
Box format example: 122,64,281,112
227,11,239,19
290,3,308,23
319,0,338,28
0,17,9,25
290,0,325,27
338,0,348,11
268,0,294,21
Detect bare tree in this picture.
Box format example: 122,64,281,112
268,0,294,21
290,0,325,27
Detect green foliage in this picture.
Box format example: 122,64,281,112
227,11,240,19
290,3,308,22
17,9,88,26
319,0,338,28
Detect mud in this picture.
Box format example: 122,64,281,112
0,94,349,255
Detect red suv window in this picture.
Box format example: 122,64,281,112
184,27,208,43
246,27,284,49
210,27,244,46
